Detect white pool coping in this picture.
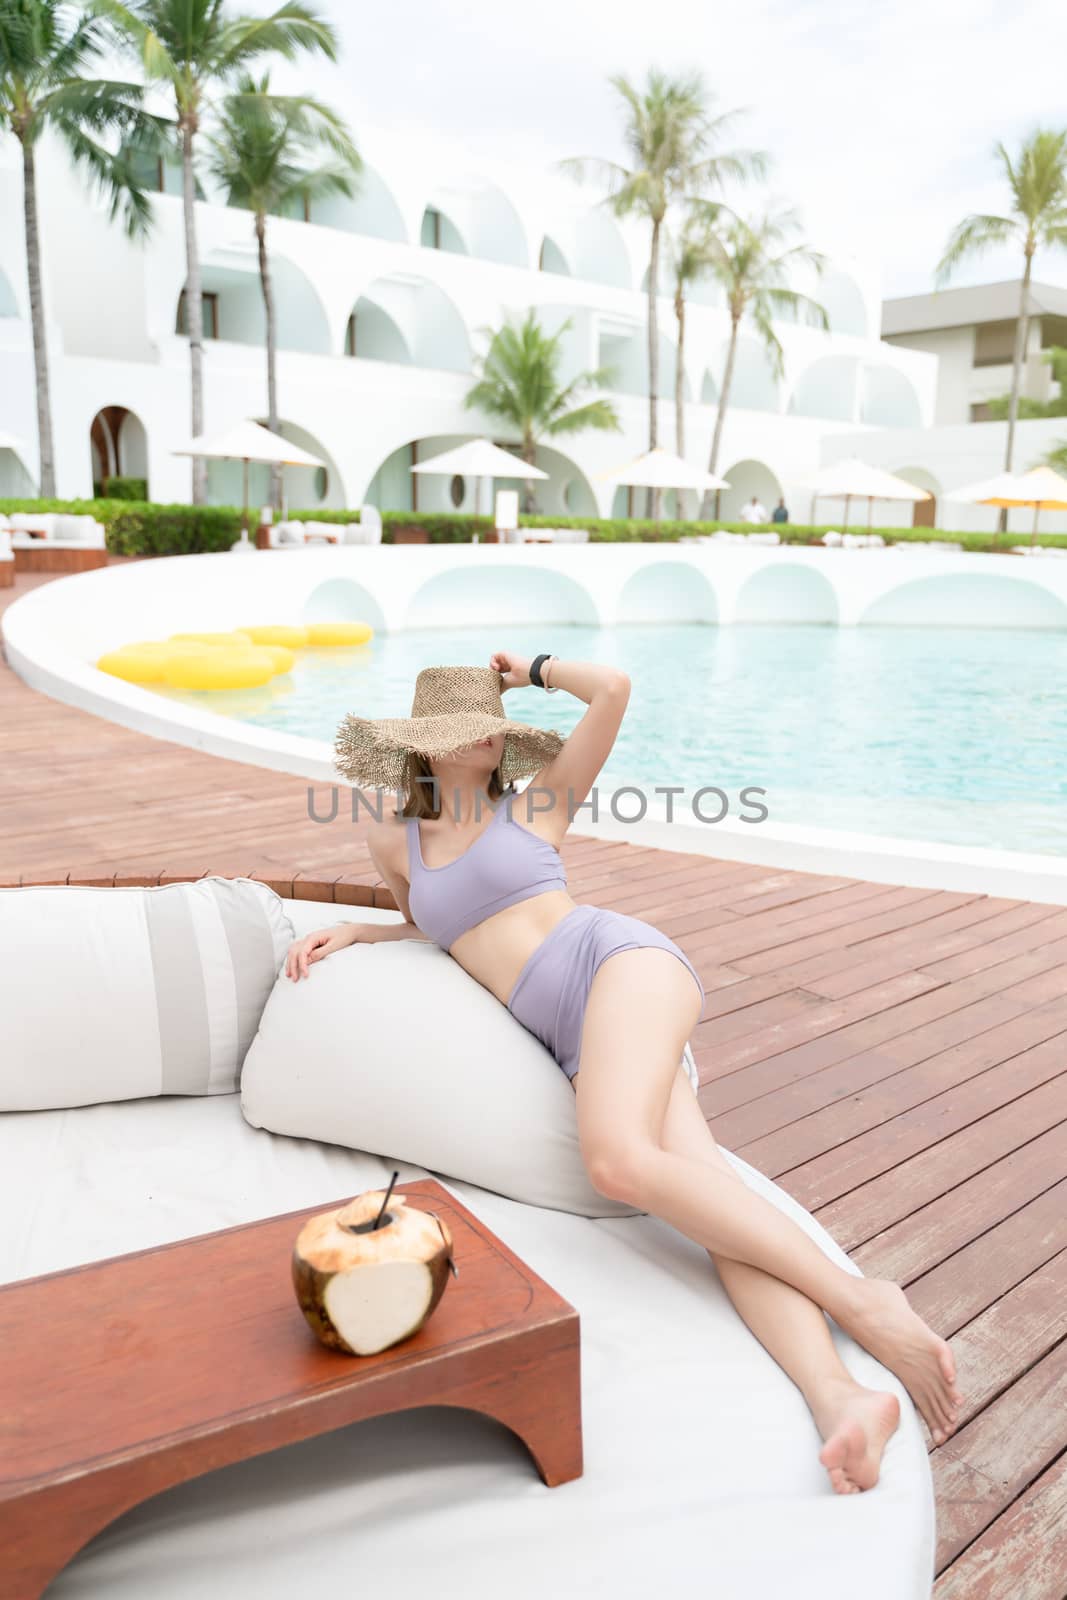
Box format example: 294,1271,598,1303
4,552,1067,906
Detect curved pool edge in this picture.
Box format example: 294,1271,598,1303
5,563,1067,907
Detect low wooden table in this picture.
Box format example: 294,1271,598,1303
0,1179,582,1599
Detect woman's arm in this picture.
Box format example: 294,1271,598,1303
366,815,430,934
489,650,630,845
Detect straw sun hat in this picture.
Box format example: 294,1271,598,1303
334,665,565,789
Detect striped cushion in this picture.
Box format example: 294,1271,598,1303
1,878,295,1110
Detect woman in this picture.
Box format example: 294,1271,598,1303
286,652,961,1494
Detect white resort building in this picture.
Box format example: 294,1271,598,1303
0,125,1064,532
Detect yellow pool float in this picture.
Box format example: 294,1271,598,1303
304,621,374,646
237,624,310,648
162,646,279,690
257,644,296,675
97,640,211,684
169,631,254,648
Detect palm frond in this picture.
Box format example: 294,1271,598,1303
935,212,1017,286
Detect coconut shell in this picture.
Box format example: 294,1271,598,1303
292,1190,455,1356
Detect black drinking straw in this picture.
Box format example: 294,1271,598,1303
373,1170,400,1230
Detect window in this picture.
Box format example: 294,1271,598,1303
449,474,465,508
176,289,219,339
344,312,357,357
421,207,442,249
313,466,329,501
973,321,1017,369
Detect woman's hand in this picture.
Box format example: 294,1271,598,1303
284,923,360,981
489,650,533,690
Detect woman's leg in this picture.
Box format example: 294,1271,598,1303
664,1061,902,1489
572,948,961,1444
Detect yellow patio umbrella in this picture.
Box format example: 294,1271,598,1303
945,465,1067,548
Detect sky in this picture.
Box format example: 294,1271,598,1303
249,0,1067,302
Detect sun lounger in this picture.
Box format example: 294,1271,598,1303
0,890,935,1600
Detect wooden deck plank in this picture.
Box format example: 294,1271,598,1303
4,560,1067,1594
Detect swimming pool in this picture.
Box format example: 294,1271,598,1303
156,622,1067,857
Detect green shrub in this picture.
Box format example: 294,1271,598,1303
107,504,243,555
4,496,1067,556
92,476,148,501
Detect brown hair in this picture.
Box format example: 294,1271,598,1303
400,751,507,820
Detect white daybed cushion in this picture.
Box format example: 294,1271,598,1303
0,1077,935,1598
0,878,294,1110
241,902,697,1220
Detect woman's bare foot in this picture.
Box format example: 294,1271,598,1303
810,1375,901,1493
839,1278,963,1445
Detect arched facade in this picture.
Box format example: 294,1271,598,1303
421,178,528,268
405,565,599,628
892,465,942,528
616,562,718,623
817,269,868,337
859,573,1067,629
310,161,408,242
302,576,387,632
860,364,922,428
598,320,691,402
89,405,148,492
734,564,839,624
345,276,470,371
539,235,571,275
0,263,18,317
788,354,858,421
719,458,783,520
176,257,331,355
362,434,596,517
723,337,780,412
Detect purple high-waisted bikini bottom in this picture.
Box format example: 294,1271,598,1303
506,904,706,1081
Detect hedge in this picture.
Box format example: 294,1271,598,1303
4,496,1067,556
92,476,148,501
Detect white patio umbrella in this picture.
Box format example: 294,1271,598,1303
596,446,731,493
596,446,731,522
172,420,325,529
945,465,1067,548
803,457,932,530
411,438,548,519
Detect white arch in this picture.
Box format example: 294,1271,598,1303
539,234,572,275
723,336,780,412
89,405,148,490
405,565,599,627
860,364,922,428
859,573,1067,629
788,354,859,421
571,209,631,288
422,176,529,268
345,275,470,371
311,160,408,242
734,564,839,624
302,576,388,632
817,268,868,337
719,458,783,520
598,319,692,402
617,562,718,623
0,262,19,317
179,254,332,355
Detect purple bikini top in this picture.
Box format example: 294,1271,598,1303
405,793,568,951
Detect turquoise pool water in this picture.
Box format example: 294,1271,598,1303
164,624,1067,856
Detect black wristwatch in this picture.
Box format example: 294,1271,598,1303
529,653,558,691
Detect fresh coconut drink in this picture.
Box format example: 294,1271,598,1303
292,1172,457,1356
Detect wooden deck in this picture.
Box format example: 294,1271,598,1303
3,564,1066,1596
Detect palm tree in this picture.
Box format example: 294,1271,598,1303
464,309,620,514
204,71,359,506
0,0,161,497
937,128,1067,529
98,0,340,504
669,199,730,515
700,206,828,518
562,69,765,516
